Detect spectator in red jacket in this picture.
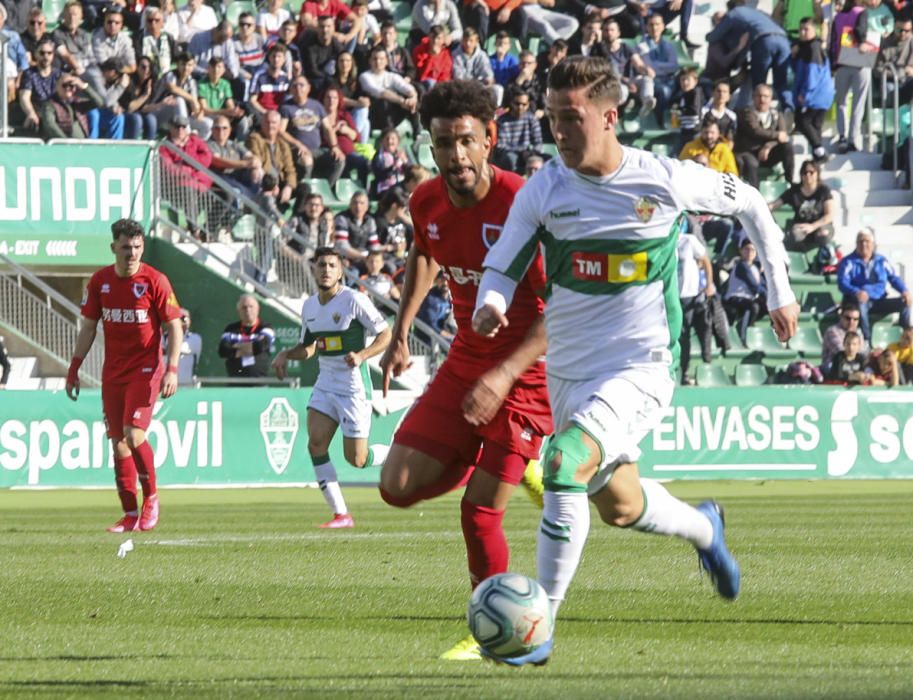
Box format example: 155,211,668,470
411,25,453,89
159,114,213,238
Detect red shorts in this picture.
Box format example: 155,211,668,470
102,379,161,440
394,362,553,484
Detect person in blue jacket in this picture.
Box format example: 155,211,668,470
707,0,794,112
793,17,836,164
837,228,913,341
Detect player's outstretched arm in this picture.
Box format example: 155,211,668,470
66,317,99,401
463,316,547,426
272,342,317,380
380,247,440,396
161,317,184,399
346,326,392,368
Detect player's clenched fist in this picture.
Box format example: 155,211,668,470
472,304,509,338
379,337,411,396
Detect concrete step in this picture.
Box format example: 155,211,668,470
853,187,913,208
825,151,885,172
844,206,913,227
9,356,37,380
828,169,898,190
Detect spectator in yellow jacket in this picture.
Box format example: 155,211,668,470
678,116,738,175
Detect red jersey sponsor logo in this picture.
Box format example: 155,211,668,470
571,252,606,281
444,265,483,286
102,307,150,324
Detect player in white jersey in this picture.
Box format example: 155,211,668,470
273,248,392,529
473,57,800,665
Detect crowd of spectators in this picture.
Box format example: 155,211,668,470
2,0,911,370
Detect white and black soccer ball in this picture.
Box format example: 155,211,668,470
467,573,553,658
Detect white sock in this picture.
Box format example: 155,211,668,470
313,458,348,515
537,491,591,618
367,443,389,467
630,478,713,549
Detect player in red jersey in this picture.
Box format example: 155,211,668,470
378,80,553,661
66,219,184,533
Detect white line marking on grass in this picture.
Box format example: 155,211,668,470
148,531,459,546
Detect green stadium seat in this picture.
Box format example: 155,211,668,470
801,289,837,317
651,143,673,158
485,35,523,56
43,0,67,26
226,0,256,25
391,1,411,30
787,250,810,274
872,323,902,347
304,178,345,210
286,0,305,14
696,364,733,386
526,35,541,55
746,326,793,359
415,143,438,173
334,178,362,204
735,363,769,386
759,180,788,202
789,326,823,357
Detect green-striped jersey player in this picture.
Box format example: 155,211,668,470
472,56,800,666
273,247,392,529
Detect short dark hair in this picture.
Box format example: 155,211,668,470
419,79,496,131
313,246,342,263
261,173,278,191
208,56,224,67
547,56,623,105
713,78,731,91
111,218,144,241
175,50,194,64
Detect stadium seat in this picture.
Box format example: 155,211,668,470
304,178,346,210
485,35,523,56
760,180,788,201
872,322,902,347
415,143,438,173
226,0,255,25
334,178,361,204
391,1,411,30
43,0,66,26
651,143,673,157
526,35,541,55
735,363,769,386
801,289,837,318
787,251,810,274
696,364,732,386
286,0,305,14
539,143,559,158
789,326,823,357
746,326,794,359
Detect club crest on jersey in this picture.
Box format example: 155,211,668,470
332,312,341,324
427,222,440,240
634,196,658,223
132,282,148,298
481,223,503,249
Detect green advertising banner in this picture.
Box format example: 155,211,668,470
0,389,407,489
0,141,154,266
639,387,913,479
1,387,912,489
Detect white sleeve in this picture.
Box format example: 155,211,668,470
353,291,389,336
668,159,796,311
476,177,542,315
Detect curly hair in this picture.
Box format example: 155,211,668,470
111,218,145,241
419,80,496,131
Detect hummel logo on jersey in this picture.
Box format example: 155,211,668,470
428,222,440,240
132,282,148,299
100,284,110,293
550,208,580,219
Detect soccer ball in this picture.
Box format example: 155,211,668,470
467,573,553,658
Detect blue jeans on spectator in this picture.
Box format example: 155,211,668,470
86,109,100,138
98,108,125,139
351,106,370,145
751,35,794,112
843,293,913,341
125,111,158,139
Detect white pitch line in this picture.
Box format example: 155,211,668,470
148,531,461,546
652,463,817,471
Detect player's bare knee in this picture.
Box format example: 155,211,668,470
599,500,641,527
123,428,146,451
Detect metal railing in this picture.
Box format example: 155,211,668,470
879,63,901,177
155,140,319,300
344,268,451,379
0,253,104,386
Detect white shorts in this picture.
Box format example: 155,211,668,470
547,367,674,495
308,388,372,439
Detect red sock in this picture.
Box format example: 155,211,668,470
114,455,138,514
379,464,473,508
461,499,508,589
131,440,157,500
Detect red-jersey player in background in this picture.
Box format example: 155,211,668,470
379,80,553,661
66,219,184,533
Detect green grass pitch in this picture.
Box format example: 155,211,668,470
1,481,912,699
